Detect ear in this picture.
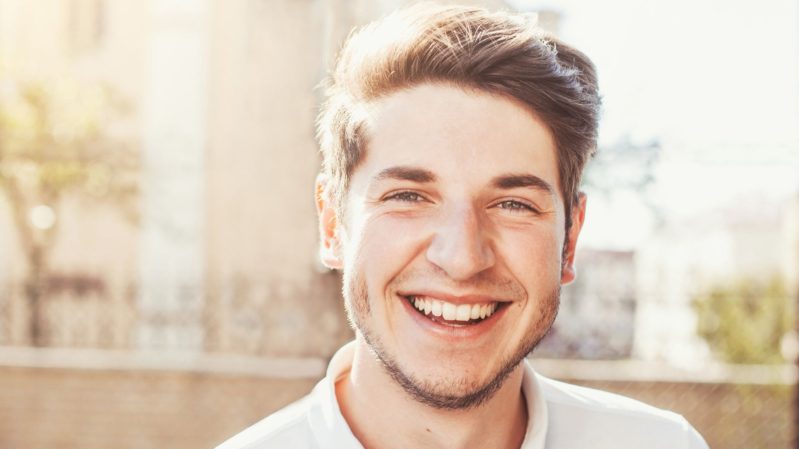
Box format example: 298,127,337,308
561,192,587,285
316,174,344,269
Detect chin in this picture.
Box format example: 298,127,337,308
364,329,526,410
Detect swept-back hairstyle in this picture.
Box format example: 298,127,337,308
317,3,601,231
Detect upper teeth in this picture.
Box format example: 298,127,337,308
411,296,498,321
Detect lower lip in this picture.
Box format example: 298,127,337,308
398,295,508,341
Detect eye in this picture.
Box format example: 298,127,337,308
495,199,538,214
385,191,425,203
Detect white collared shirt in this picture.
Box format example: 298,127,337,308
217,342,709,449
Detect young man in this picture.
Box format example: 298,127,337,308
218,4,708,449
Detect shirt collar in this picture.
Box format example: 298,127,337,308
309,341,548,449
307,342,364,448
520,354,549,448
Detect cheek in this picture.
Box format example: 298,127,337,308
347,215,429,290
498,225,564,281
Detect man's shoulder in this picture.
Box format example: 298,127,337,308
214,393,318,449
536,375,708,448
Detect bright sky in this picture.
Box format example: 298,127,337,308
511,0,799,249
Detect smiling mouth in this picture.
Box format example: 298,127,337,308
404,295,505,327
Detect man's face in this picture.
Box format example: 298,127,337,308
318,83,585,409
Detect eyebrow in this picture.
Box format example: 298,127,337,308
371,166,554,194
373,166,437,183
491,173,555,194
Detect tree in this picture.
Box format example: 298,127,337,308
693,277,793,364
580,136,664,229
583,136,661,194
0,75,137,346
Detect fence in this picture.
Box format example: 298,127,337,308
0,281,795,448
0,276,351,357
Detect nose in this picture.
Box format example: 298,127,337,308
425,204,496,281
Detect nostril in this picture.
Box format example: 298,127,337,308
426,236,495,280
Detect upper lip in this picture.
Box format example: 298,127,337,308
397,290,510,305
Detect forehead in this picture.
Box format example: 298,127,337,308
355,83,560,193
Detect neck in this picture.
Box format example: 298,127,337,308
335,338,529,449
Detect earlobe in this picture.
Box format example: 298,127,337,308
316,174,344,270
561,193,587,285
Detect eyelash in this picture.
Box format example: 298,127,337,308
385,193,538,215
495,200,539,214
384,191,425,202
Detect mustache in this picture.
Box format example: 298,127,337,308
390,266,526,301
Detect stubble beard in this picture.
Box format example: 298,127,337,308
342,268,560,411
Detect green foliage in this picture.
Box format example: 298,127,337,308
693,277,794,364
0,76,137,205
582,136,661,195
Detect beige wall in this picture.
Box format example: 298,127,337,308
206,0,324,286
203,0,350,356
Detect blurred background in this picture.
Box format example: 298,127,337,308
0,0,796,448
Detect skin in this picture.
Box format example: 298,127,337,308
316,83,586,449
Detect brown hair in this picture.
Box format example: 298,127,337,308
317,3,601,231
